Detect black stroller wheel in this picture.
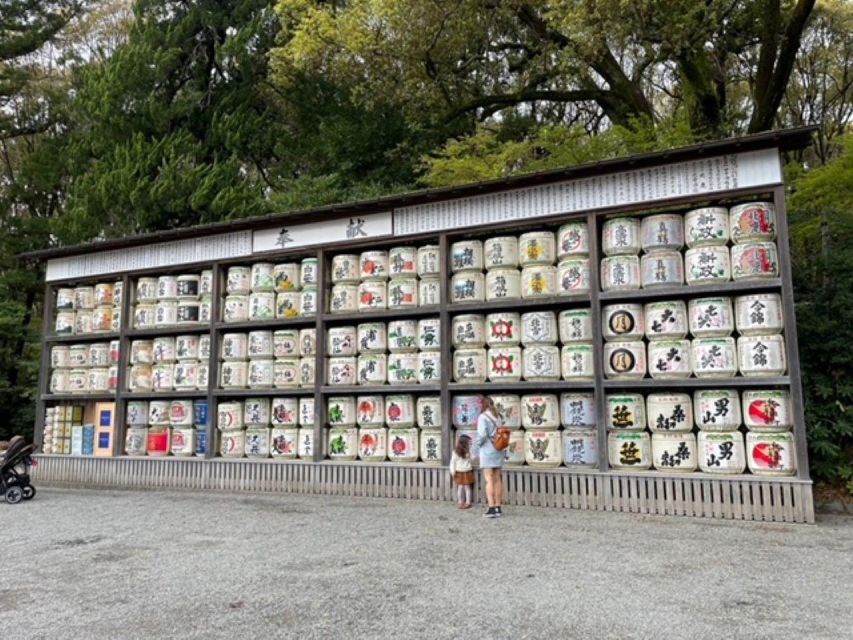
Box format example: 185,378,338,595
22,485,35,500
5,486,23,504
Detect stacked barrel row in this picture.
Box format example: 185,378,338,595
215,397,316,458
124,399,211,457
53,281,121,335
127,335,211,392
219,329,317,390
134,272,209,328
41,405,85,454
49,341,120,395
222,260,317,322
328,246,441,312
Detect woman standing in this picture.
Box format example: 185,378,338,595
476,397,504,518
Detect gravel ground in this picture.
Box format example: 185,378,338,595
1,488,851,640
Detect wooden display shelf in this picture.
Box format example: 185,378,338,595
120,390,208,399
44,332,120,344
320,384,441,394
41,393,116,402
448,293,589,313
125,325,211,338
598,278,782,303
213,317,315,331
213,388,311,398
447,381,595,393
321,307,439,323
602,376,790,389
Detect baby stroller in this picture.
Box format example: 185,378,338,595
1,435,37,504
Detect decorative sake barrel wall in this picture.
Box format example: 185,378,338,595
28,128,816,523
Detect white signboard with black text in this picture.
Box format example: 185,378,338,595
252,211,392,254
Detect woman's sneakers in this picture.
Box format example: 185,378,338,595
483,506,502,518
495,506,502,517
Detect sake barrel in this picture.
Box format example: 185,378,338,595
169,400,194,426
648,339,691,379
217,402,243,430
484,236,519,269
640,251,684,288
56,288,75,310
453,395,482,428
602,217,641,256
176,334,200,360
328,427,358,460
694,389,741,432
176,274,200,299
644,300,688,341
602,304,645,341
331,254,361,284
746,432,796,476
607,431,652,470
698,431,746,474
521,265,557,298
388,277,418,309
521,310,558,345
560,392,595,428
416,396,442,429
742,390,793,431
327,357,357,386
92,306,113,333
51,345,70,369
273,263,300,292
647,393,693,432
503,429,526,466
737,335,787,377
276,292,301,318
521,346,561,382
170,428,196,457
149,400,171,426
691,337,737,378
296,428,314,459
88,368,110,393
557,222,589,258
226,266,251,295
110,306,122,332
490,394,521,429
730,202,776,243
327,396,356,427
125,428,148,457
329,284,358,314
451,271,485,304
560,344,594,381
485,269,522,301
193,401,209,427
685,207,729,247
223,295,249,323
684,246,731,285
652,432,697,472
273,329,300,357
357,281,387,311
450,240,484,272
521,394,560,429
136,278,158,303
357,353,387,386
557,259,591,295
524,430,563,468
125,400,148,427
245,428,271,458
358,427,388,462
603,341,646,380
173,361,199,390
243,398,271,426
128,364,153,392
221,333,248,361
452,314,486,348
55,310,75,335
417,317,441,350
419,278,441,306
271,397,298,426
688,297,735,338
360,250,389,281
417,245,441,277
157,276,178,300
605,393,646,431
356,395,385,427
151,364,174,391
389,246,418,276
147,428,172,457
388,428,419,462
248,292,275,321
327,326,357,357
735,293,784,335
357,322,387,354
300,288,318,316
270,428,299,458
220,361,248,389
486,347,522,382
518,231,556,266
420,429,442,464
386,394,416,427
731,242,779,281
152,336,176,363
199,296,212,323
601,256,641,291
388,354,419,386
272,360,298,390
641,214,684,252
388,319,419,352
417,351,441,384
453,349,487,383
200,270,214,296
299,397,315,427
247,331,273,358
194,429,211,458
300,258,319,288
74,286,95,310
69,344,89,367
563,430,598,467
49,369,68,394
298,357,315,387
480,313,519,348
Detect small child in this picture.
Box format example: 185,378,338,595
448,435,474,510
